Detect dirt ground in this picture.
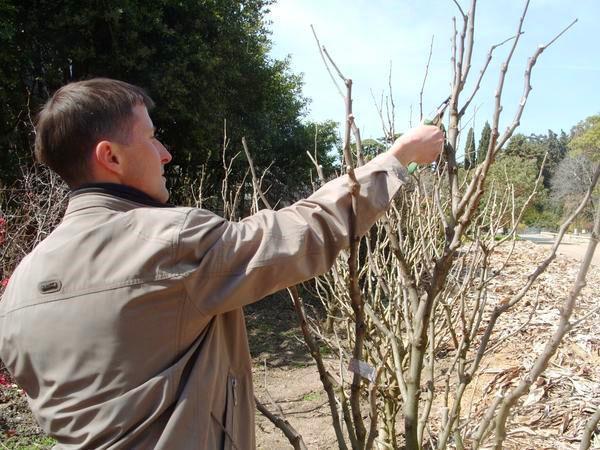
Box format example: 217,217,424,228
249,238,600,449
1,239,599,449
247,295,342,450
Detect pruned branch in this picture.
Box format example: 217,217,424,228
241,137,272,210
310,25,344,98
458,34,519,118
460,0,477,84
494,18,578,151
255,397,308,450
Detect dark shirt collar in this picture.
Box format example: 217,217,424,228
70,183,173,208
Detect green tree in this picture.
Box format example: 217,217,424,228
530,130,567,188
504,133,544,165
569,114,600,161
0,0,328,206
477,121,491,164
484,154,539,220
270,119,339,201
0,0,26,184
546,129,568,164
463,127,476,169
360,138,387,160
559,129,570,152
504,130,568,189
479,153,560,228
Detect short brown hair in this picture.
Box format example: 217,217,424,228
35,78,155,187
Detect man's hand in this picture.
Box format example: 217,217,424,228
388,125,444,167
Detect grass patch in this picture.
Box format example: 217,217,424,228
0,435,55,449
302,391,320,402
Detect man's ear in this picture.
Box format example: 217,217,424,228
94,140,124,176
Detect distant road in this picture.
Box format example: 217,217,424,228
518,232,599,267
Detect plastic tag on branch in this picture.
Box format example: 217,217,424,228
348,358,375,383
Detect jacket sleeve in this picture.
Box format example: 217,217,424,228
176,152,408,316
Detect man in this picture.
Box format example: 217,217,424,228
0,78,443,449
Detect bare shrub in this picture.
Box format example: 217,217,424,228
0,164,68,292
246,2,599,449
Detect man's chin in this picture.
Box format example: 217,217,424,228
147,187,169,204
159,188,170,204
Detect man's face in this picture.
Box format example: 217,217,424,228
118,104,172,203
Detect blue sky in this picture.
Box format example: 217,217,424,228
266,0,599,142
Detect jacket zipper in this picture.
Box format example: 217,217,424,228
232,377,238,406
224,375,238,450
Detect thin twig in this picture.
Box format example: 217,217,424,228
419,35,435,121
241,137,272,210
310,25,344,98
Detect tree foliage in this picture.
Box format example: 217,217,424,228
479,154,540,225
504,133,545,166
569,114,600,161
476,121,491,164
496,130,571,228
504,130,568,189
0,0,338,205
360,138,387,160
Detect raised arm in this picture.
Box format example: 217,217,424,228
177,125,443,316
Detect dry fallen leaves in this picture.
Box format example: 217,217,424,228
462,241,600,448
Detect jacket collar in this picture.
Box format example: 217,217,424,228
65,183,174,216
71,183,172,208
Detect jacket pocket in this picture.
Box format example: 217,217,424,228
223,373,238,450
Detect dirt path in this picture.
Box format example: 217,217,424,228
519,232,599,267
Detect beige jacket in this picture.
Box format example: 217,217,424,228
0,153,407,449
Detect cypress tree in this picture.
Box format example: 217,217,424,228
477,121,492,164
464,127,476,169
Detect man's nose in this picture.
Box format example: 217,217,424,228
160,143,172,164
